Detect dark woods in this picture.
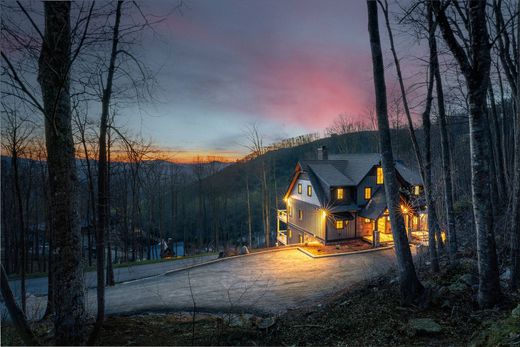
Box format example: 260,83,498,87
0,0,519,345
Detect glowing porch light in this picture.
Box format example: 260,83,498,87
321,209,328,218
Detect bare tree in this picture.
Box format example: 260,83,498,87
244,124,270,248
37,2,86,343
367,0,424,304
433,0,501,308
378,0,440,271
510,0,520,290
428,3,457,261
1,102,34,313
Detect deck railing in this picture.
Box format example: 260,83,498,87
277,231,288,245
277,209,288,223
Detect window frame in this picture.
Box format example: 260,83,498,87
307,185,312,197
297,183,302,194
376,167,384,185
364,187,372,200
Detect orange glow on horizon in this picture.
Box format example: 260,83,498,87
2,147,244,165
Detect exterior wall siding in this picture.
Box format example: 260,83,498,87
326,216,356,241
286,198,325,241
289,178,321,205
356,166,383,206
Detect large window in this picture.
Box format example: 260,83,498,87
376,167,384,184
335,220,344,229
336,188,344,200
364,187,372,200
307,185,312,197
297,183,302,194
298,210,303,220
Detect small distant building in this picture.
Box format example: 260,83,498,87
276,147,427,246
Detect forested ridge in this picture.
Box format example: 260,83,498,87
1,0,519,345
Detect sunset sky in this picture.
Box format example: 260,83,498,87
127,0,376,162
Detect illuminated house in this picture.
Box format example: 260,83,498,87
276,147,428,246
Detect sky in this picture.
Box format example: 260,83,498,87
124,0,376,162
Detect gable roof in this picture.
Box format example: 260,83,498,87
358,186,387,220
395,160,423,185
284,153,422,208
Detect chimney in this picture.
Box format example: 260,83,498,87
317,146,328,160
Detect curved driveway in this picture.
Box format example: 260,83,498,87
18,248,396,319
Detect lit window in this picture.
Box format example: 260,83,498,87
337,188,344,200
297,183,302,194
288,205,292,217
364,218,371,223
335,220,344,229
414,185,421,195
299,210,303,220
307,185,312,197
288,229,292,238
376,167,384,184
364,187,372,200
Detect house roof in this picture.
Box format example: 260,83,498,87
284,152,422,209
358,187,387,220
395,160,423,185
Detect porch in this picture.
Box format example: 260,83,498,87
359,212,429,246
276,209,288,245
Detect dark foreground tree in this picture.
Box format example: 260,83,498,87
37,2,86,343
366,0,424,304
433,0,501,308
0,265,39,346
511,0,520,290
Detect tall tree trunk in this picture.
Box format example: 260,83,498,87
510,0,520,290
246,173,252,249
367,0,424,304
430,19,457,260
433,0,501,308
488,82,508,194
37,2,86,343
93,1,122,339
380,0,439,271
106,126,115,286
12,151,27,312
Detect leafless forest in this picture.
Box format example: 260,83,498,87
1,0,519,345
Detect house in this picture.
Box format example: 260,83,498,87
276,147,428,246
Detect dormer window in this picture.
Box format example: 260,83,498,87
297,183,302,194
376,167,384,184
364,187,372,200
336,188,344,200
307,185,312,197
414,185,421,195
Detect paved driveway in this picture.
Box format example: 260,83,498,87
16,248,396,319
8,254,218,297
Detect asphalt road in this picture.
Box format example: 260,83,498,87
10,248,397,320
7,254,218,297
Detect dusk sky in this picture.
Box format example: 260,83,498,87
122,1,378,162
